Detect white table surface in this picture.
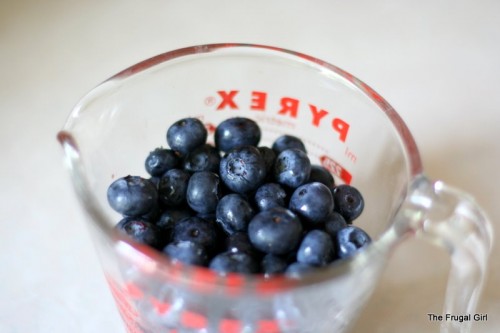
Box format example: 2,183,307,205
1,1,499,332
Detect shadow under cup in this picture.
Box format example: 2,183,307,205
59,44,483,333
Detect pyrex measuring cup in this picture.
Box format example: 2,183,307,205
58,43,493,333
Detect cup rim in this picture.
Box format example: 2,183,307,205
58,43,423,292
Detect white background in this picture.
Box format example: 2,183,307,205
1,1,499,332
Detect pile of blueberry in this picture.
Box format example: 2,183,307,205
107,117,371,277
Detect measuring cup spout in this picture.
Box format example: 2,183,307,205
389,175,493,333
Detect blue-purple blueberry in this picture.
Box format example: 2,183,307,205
248,207,303,255
167,117,207,156
215,117,261,152
145,148,180,177
254,183,287,211
258,146,276,175
183,144,221,173
116,217,165,249
158,169,190,207
309,164,335,189
285,262,315,278
289,182,334,226
226,231,260,256
335,225,371,259
332,185,364,222
163,240,209,266
216,194,255,234
156,208,193,234
323,212,348,237
209,251,259,274
186,171,221,214
272,135,307,154
273,148,311,189
107,175,158,217
171,216,218,249
296,230,335,266
219,145,267,193
261,254,289,276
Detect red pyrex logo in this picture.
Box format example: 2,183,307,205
213,90,350,143
209,90,354,184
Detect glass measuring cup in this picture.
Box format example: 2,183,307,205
58,43,493,333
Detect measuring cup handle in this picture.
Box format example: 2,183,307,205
397,176,493,333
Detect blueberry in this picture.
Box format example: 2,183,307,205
148,176,161,189
285,262,315,278
273,149,311,189
219,145,267,193
214,117,261,152
198,211,226,253
156,208,193,233
335,226,371,259
186,171,221,214
296,230,334,266
216,194,255,234
258,146,276,175
289,182,334,226
332,185,364,222
158,169,190,207
272,135,307,154
107,176,158,217
140,202,162,222
226,232,260,256
163,240,209,266
145,148,180,177
183,144,221,173
254,183,287,211
309,164,335,189
196,211,217,224
261,254,289,276
323,212,348,237
209,251,259,274
171,216,218,249
167,117,207,156
116,217,165,249
248,207,303,255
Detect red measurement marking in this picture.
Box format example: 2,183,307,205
320,155,352,184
